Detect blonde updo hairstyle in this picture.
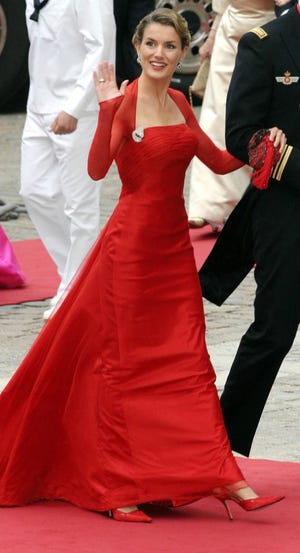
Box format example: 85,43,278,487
132,7,191,51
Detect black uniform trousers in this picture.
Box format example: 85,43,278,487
200,181,300,456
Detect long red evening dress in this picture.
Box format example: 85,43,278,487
0,80,245,512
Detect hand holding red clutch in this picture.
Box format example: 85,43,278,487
248,127,286,189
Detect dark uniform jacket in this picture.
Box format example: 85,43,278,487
199,7,300,305
226,6,300,190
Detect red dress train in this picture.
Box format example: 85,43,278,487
0,80,244,512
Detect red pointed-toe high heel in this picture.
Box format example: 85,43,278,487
108,508,152,523
213,482,284,521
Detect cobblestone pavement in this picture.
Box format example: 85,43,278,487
0,112,299,463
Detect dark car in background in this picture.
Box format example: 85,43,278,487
0,0,213,112
0,0,29,112
156,1,214,95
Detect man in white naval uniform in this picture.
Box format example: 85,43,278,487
20,0,115,319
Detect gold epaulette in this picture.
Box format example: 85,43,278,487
272,145,293,181
250,27,268,39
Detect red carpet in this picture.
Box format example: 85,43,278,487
0,229,215,306
0,239,59,306
0,458,297,553
190,226,217,270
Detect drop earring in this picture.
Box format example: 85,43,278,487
137,54,142,65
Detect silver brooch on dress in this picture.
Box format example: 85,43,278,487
132,127,144,143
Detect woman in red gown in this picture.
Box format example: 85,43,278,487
0,8,285,522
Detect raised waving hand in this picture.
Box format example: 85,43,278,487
93,62,128,103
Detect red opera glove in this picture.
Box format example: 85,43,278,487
248,130,281,189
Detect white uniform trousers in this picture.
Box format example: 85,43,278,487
188,5,274,225
20,110,100,299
